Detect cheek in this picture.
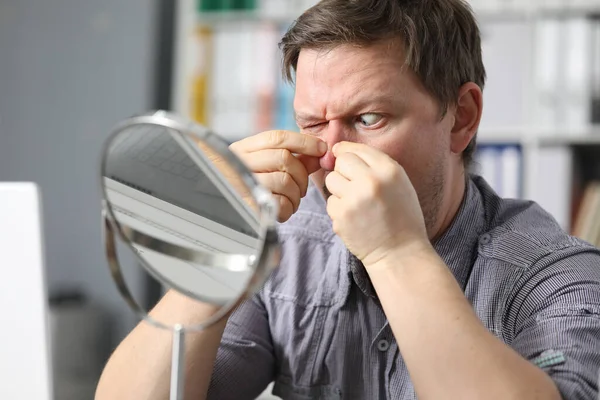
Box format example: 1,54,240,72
375,125,446,183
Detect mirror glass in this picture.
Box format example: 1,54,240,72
101,120,267,321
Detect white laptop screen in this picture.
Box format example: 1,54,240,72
0,183,53,400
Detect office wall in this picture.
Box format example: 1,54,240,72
0,0,158,344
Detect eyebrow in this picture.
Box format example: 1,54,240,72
294,112,320,125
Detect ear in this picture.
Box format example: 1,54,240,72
450,82,483,155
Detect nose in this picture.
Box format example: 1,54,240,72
319,120,346,171
319,150,336,171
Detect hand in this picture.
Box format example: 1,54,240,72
230,130,327,222
325,142,429,267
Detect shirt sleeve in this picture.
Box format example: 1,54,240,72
206,291,275,400
509,249,600,400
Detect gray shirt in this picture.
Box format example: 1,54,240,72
208,175,600,399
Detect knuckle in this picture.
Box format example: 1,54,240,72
279,148,292,168
267,130,286,147
298,171,309,188
382,164,399,181
345,200,359,216
365,178,383,197
280,171,295,190
299,133,310,150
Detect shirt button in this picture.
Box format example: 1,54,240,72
480,233,492,245
377,339,390,352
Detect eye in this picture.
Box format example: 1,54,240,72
358,113,383,127
302,122,327,133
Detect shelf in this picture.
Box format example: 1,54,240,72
537,133,600,147
477,127,526,145
472,2,600,20
478,126,600,147
196,10,294,25
195,3,600,26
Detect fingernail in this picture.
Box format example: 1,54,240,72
332,143,338,154
318,141,328,153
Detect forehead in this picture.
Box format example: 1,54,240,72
293,41,416,112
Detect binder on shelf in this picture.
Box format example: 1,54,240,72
259,0,290,19
190,25,214,127
211,24,258,141
475,145,501,194
199,0,256,12
572,181,600,246
532,18,562,132
198,0,222,12
254,22,279,132
274,78,296,132
274,23,297,132
591,16,600,125
474,144,523,200
477,20,530,134
188,17,296,141
500,145,521,199
232,0,256,10
562,16,593,133
529,146,574,231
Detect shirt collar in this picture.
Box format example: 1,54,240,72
431,175,487,290
350,175,487,297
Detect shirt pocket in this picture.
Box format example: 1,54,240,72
268,300,329,385
264,235,350,308
263,236,351,387
272,377,343,400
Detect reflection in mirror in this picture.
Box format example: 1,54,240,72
102,123,262,307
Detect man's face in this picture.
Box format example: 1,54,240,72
294,40,458,234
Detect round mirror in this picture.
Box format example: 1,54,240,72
100,110,280,332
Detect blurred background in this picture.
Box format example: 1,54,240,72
1,0,600,399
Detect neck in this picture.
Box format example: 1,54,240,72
431,170,467,242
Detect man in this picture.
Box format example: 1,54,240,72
96,0,600,399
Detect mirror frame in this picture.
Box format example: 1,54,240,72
100,110,281,332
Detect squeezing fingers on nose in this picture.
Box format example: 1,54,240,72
256,171,302,213
235,130,327,157
333,152,370,181
242,149,310,197
325,171,351,198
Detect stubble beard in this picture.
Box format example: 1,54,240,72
419,165,445,238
